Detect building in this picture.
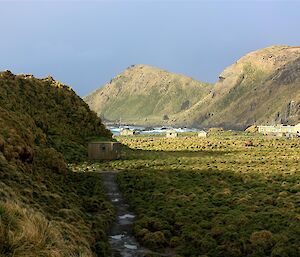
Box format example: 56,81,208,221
198,131,207,138
166,130,178,138
88,142,121,160
258,123,300,136
120,128,136,136
285,133,300,139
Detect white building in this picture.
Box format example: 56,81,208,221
258,123,300,136
120,128,137,136
166,130,178,138
198,131,207,138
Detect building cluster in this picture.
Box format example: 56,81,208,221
87,123,300,161
258,124,300,138
88,128,209,160
120,128,208,138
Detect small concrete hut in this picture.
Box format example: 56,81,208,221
166,130,178,138
198,131,207,138
88,141,121,160
120,128,136,136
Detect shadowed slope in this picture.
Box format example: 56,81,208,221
0,71,114,257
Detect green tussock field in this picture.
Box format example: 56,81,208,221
71,132,300,257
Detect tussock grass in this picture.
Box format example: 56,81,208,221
0,201,84,257
0,71,114,256
72,132,300,256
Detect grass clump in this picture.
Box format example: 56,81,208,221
0,202,79,257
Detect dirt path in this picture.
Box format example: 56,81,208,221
101,171,153,257
101,171,174,257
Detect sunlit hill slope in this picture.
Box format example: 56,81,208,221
84,64,213,125
85,46,300,129
177,45,300,129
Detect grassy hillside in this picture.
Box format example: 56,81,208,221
0,71,114,257
174,45,300,129
84,64,212,125
85,46,300,129
0,71,111,161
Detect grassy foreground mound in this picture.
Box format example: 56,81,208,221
0,71,111,161
80,133,300,256
0,71,113,257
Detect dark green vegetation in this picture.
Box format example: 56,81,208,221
73,133,300,256
85,46,300,129
0,71,113,257
0,71,111,161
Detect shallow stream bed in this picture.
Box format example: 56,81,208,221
101,171,169,257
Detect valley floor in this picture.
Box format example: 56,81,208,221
70,132,300,257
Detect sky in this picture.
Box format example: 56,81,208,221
1,0,300,96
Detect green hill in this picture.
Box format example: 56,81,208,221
85,46,300,129
84,64,213,125
176,45,300,129
0,71,113,257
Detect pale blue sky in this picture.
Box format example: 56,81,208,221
1,0,299,96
